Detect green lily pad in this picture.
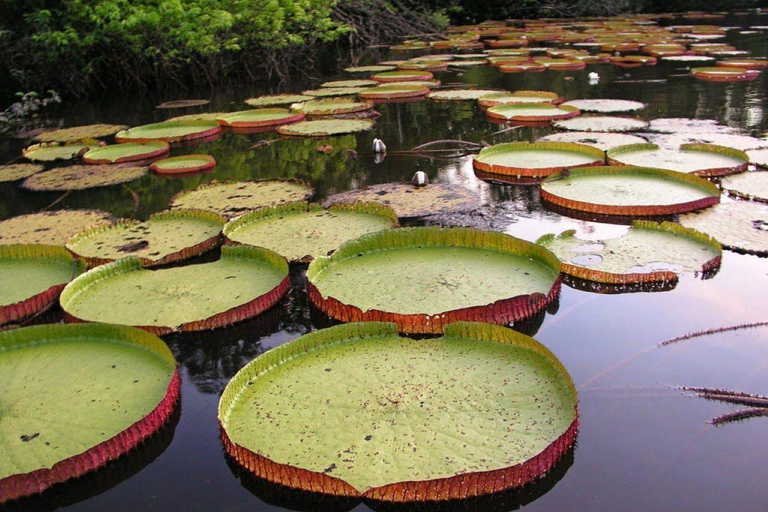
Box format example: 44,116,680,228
0,244,86,326
553,116,649,132
82,142,170,164
447,59,487,66
244,94,314,107
275,119,374,137
0,323,178,503
170,180,314,219
650,133,768,152
216,109,304,128
22,140,101,162
358,84,430,100
473,142,605,178
486,103,580,123
540,166,721,216
320,79,378,88
66,209,226,267
679,199,768,255
224,202,398,262
371,70,434,82
60,245,289,334
561,99,647,113
478,91,562,108
150,154,216,175
537,132,648,151
166,112,229,123
747,149,768,169
691,66,759,81
607,143,749,177
302,87,367,98
344,65,397,73
219,322,577,500
156,99,210,109
291,99,373,116
427,89,504,101
32,124,128,143
0,163,44,183
379,79,441,88
324,182,478,218
21,164,148,191
0,210,114,246
537,221,721,284
115,121,221,143
307,227,561,333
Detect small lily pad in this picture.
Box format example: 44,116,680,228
537,132,648,151
358,84,430,100
553,116,649,132
561,99,646,113
427,89,504,101
0,163,44,182
320,79,378,88
291,99,373,116
23,141,100,162
473,142,605,178
21,165,148,191
344,65,397,73
371,70,434,83
276,119,374,137
302,87,368,98
32,124,128,143
170,180,314,218
82,142,170,164
721,171,768,203
0,210,114,246
216,109,305,128
679,199,768,255
607,143,749,177
156,99,210,109
244,94,314,107
486,103,580,123
115,121,222,143
150,154,216,175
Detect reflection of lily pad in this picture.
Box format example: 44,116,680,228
428,89,503,101
150,154,216,174
224,202,398,262
216,109,304,128
276,119,374,137
307,227,561,333
679,200,768,255
607,143,748,177
245,94,314,107
0,163,44,182
23,141,100,162
537,221,721,285
32,124,128,143
22,164,148,191
82,142,170,164
553,116,649,132
324,182,478,218
0,323,179,503
0,244,86,326
486,103,580,123
115,121,222,143
170,180,314,218
540,166,720,216
474,142,605,178
561,99,646,113
291,99,373,116
722,171,768,203
61,245,290,334
219,321,577,500
66,209,225,267
537,131,647,151
0,210,114,246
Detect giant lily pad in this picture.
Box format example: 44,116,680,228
537,221,721,285
245,94,314,107
358,84,430,101
486,103,580,123
473,142,605,178
0,323,179,503
691,66,759,81
537,131,648,151
553,116,649,132
66,209,226,267
721,171,768,203
648,133,768,152
115,121,222,143
216,108,304,128
344,65,397,73
21,164,148,191
679,199,768,255
561,99,646,113
291,99,373,116
372,70,434,83
60,245,290,334
540,166,721,216
324,182,478,218
22,141,100,162
32,124,128,143
302,87,367,98
747,149,768,169
0,210,114,246
224,202,398,262
0,163,44,183
478,91,563,109
275,119,374,137
0,244,86,326
170,180,314,218
307,227,561,333
82,142,170,164
427,89,504,101
607,143,749,177
150,154,216,175
219,321,578,501
321,79,378,88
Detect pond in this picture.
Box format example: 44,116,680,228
1,11,768,512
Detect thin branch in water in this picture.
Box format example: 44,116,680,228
411,139,484,151
123,184,140,219
41,190,71,211
659,321,768,347
712,408,768,426
490,125,524,136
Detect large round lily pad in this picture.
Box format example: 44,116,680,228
691,66,759,81
21,164,148,191
82,142,170,164
22,141,100,162
223,202,398,262
561,99,646,113
721,170,768,203
372,70,434,83
302,87,367,98
150,154,216,175
307,227,562,333
344,65,397,73
486,103,580,123
553,116,649,132
537,131,648,151
0,244,86,326
170,180,314,218
115,121,222,143
60,245,290,334
244,94,314,107
537,221,721,285
607,143,749,177
649,133,768,152
66,209,226,267
275,119,374,137
679,199,768,255
427,89,503,101
478,91,562,109
0,210,114,246
324,182,478,218
216,109,305,128
291,99,373,116
32,124,128,143
0,323,179,503
540,166,721,216
358,85,430,101
473,142,605,178
219,321,578,501
321,79,378,88
0,163,44,183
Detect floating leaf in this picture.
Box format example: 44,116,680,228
219,322,577,500
358,84,430,100
66,209,225,267
291,99,373,116
553,116,649,132
344,65,397,73
747,148,768,168
537,131,648,151
82,142,170,164
607,143,748,177
679,200,768,256
722,171,768,203
540,166,720,216
170,180,314,218
21,164,148,191
320,79,378,88
165,112,229,123
473,142,605,178
371,70,434,83
156,99,210,109
115,121,222,143
245,94,314,107
662,55,716,62
275,119,374,137
216,109,304,128
0,323,179,503
561,99,646,113
716,59,768,70
0,163,44,182
306,227,562,333
691,66,760,81
646,118,738,134
60,245,290,334
302,87,368,98
22,140,100,162
486,103,580,123
427,89,504,101
224,202,398,262
150,154,216,175
0,210,114,246
32,124,128,143
478,90,562,109
647,132,768,151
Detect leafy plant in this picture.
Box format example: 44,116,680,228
0,90,61,134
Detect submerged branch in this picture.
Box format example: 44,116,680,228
659,320,768,347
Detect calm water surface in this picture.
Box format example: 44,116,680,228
2,12,768,512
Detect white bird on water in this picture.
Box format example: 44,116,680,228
412,170,429,187
588,72,600,85
372,138,386,153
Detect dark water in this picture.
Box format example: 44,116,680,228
2,11,768,512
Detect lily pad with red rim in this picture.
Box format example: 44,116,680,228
427,89,504,101
115,121,222,143
537,131,648,151
553,116,649,132
275,119,375,137
678,199,768,256
371,70,434,83
486,103,580,123
0,210,114,246
561,99,646,113
216,109,305,129
302,88,368,98
60,245,290,334
344,65,397,73
0,323,179,503
23,140,101,162
691,66,760,81
358,84,430,101
21,164,148,191
244,94,314,107
306,227,562,334
219,321,578,501
721,171,768,203
82,142,170,164
291,99,373,116
320,79,378,88
478,90,563,109
607,143,749,177
747,149,768,168
150,154,216,175
473,142,605,178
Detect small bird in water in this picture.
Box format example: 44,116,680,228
372,138,386,153
412,170,429,187
588,71,599,85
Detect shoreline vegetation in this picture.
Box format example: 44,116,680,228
0,0,761,101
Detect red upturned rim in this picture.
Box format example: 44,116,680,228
218,112,305,128
537,60,586,71
359,87,430,100
486,104,580,123
150,154,217,175
716,59,768,70
473,142,605,178
474,157,603,178
115,124,222,144
0,368,180,504
82,143,170,165
540,189,719,217
499,63,546,73
691,67,760,82
371,71,434,83
0,282,66,326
